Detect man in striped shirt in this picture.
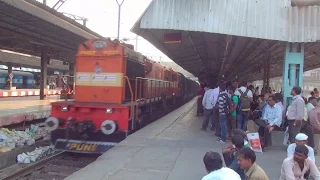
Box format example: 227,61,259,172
217,83,230,143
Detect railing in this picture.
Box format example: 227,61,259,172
124,76,135,130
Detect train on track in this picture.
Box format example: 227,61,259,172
45,38,199,153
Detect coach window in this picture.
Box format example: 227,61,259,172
172,74,177,82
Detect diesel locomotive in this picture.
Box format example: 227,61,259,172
45,38,198,153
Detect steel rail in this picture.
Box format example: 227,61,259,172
1,151,65,180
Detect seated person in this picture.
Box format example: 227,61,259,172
202,151,241,180
280,145,320,180
233,129,251,148
222,135,245,180
287,133,315,163
252,93,270,121
237,147,269,180
255,95,282,151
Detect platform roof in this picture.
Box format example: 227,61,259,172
0,0,102,62
0,51,69,72
132,0,320,82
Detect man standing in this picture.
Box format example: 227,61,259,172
217,83,229,143
310,98,320,131
280,145,320,180
255,95,282,151
306,97,316,114
237,147,269,180
201,84,215,131
228,87,238,137
235,81,253,131
197,84,206,116
287,86,305,144
287,133,315,163
202,151,241,180
210,84,221,135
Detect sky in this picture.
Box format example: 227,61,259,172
41,0,172,62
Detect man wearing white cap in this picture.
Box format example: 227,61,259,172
287,133,315,163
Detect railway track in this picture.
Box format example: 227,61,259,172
0,151,100,180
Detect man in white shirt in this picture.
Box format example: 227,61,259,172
202,151,241,180
306,97,316,115
287,133,315,163
234,82,253,131
255,95,282,151
287,86,304,144
201,84,215,131
209,85,221,135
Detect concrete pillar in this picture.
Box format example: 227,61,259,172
40,47,48,100
282,43,304,107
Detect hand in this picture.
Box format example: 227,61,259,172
294,120,301,126
268,126,274,133
224,144,236,153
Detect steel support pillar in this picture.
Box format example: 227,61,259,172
282,43,304,106
262,56,270,94
7,64,12,89
40,47,48,100
69,62,75,92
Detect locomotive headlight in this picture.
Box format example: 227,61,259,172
101,120,116,135
106,108,113,114
45,117,59,131
61,106,68,111
93,41,107,49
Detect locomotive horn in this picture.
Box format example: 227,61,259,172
101,120,116,135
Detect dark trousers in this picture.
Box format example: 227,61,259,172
301,121,315,148
197,98,204,115
213,107,220,135
223,151,234,167
288,120,302,144
255,119,272,147
227,116,237,136
202,108,214,129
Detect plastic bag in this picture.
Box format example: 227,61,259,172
283,126,289,146
247,132,263,153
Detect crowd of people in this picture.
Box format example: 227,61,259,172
197,80,320,180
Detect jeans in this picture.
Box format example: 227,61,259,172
197,98,204,115
237,111,250,131
202,108,214,129
220,114,227,142
213,107,220,134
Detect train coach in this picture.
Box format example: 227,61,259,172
45,38,198,153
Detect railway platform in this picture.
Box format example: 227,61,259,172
0,95,65,127
0,88,61,98
65,98,316,180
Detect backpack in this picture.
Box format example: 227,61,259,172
239,89,251,111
